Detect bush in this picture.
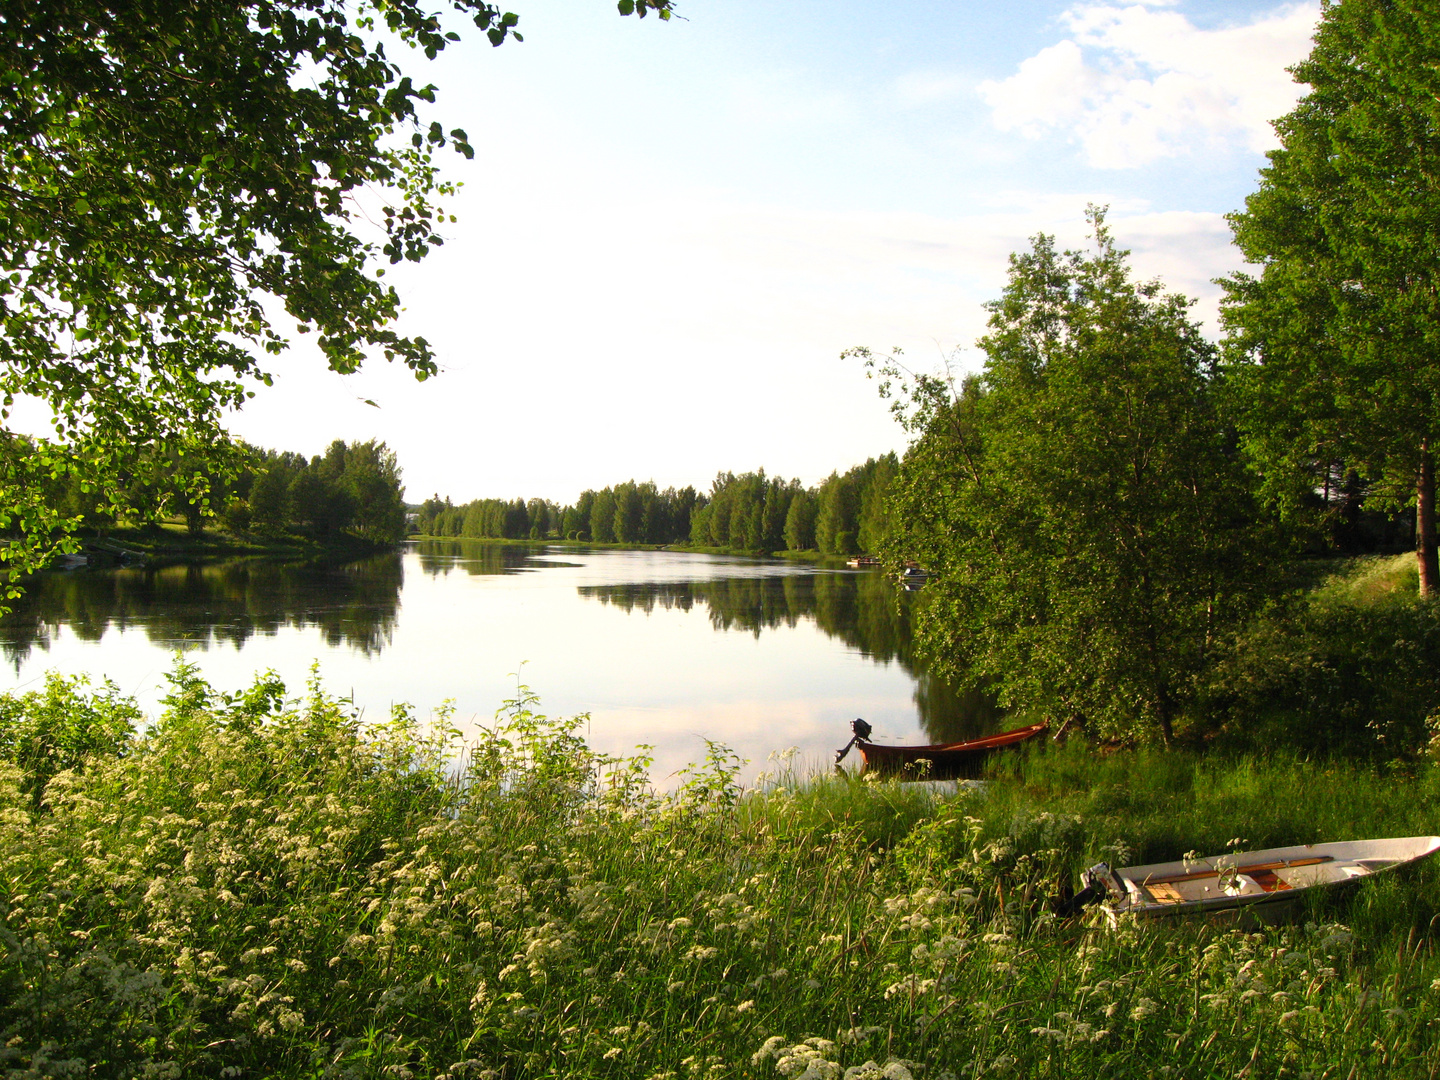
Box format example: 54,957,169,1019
1198,588,1440,759
0,671,140,806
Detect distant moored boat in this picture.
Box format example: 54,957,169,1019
835,719,1048,780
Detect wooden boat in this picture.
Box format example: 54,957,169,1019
1067,836,1440,920
837,720,1048,779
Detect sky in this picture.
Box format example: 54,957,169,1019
224,0,1322,505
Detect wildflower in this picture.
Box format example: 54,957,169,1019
1129,997,1158,1022
737,1000,755,1013
1279,1011,1301,1025
668,981,686,993
753,1036,788,1064
884,975,937,998
604,1047,622,1060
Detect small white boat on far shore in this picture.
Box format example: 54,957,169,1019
1067,836,1440,920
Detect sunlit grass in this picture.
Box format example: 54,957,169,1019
2,667,1440,1078
1311,552,1420,607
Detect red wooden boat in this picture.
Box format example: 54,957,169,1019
836,720,1048,779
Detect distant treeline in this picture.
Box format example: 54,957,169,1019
31,437,408,546
413,453,900,554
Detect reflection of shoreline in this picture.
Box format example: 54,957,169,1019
0,555,404,669
576,575,1003,743
412,538,583,579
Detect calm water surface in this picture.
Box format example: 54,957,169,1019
0,542,998,782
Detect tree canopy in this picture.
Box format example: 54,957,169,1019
875,212,1271,742
1222,0,1440,595
0,0,670,596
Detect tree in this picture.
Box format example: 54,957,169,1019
1221,0,1440,596
871,212,1271,743
815,472,859,555
590,488,616,544
339,439,406,544
0,0,671,597
857,454,897,554
784,489,817,552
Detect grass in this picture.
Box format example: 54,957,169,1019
1310,552,1421,607
3,665,1440,1078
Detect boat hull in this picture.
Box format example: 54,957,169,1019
856,722,1047,780
1097,836,1440,920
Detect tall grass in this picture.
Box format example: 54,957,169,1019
2,665,1440,1078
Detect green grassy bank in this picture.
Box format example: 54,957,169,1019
76,524,398,562
2,664,1439,1078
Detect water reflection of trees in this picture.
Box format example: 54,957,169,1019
578,572,1000,743
0,555,402,668
412,539,580,578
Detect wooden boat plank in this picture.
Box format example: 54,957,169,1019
1139,855,1333,887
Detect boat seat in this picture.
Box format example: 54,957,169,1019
1221,875,1268,897
1243,869,1292,892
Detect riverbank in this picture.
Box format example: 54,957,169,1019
63,524,399,566
409,533,860,567
2,665,1438,1078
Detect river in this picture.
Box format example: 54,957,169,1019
0,542,999,783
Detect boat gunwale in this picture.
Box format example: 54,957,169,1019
856,721,1049,759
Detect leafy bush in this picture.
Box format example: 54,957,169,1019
0,672,140,805
1198,588,1440,759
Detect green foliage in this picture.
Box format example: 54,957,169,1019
1221,0,1440,591
0,671,139,806
0,0,669,594
238,438,407,544
415,459,900,555
872,210,1274,743
1199,556,1440,760
3,666,1440,1078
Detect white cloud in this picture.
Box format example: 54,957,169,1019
978,2,1319,168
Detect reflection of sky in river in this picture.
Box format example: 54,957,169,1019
1,546,936,786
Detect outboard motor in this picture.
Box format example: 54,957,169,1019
834,718,874,764
1054,862,1115,917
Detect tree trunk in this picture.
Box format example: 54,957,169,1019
1418,439,1438,599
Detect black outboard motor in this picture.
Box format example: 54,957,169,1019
1054,862,1116,917
834,718,874,764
